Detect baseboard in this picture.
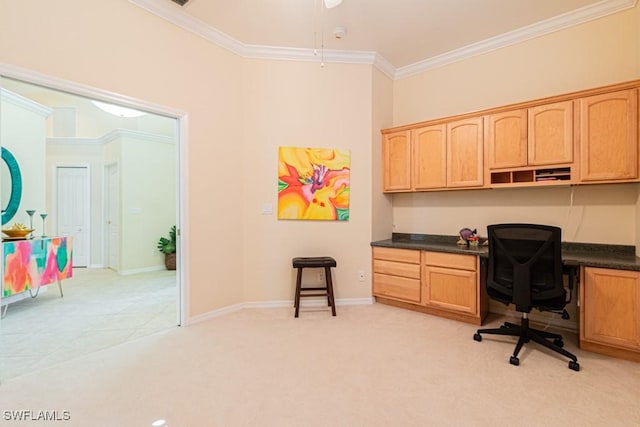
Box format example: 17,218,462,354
187,297,374,324
187,303,245,325
118,265,166,276
88,263,104,269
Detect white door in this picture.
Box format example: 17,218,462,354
56,166,90,267
105,163,120,271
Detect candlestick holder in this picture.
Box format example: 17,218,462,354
40,213,48,238
26,210,36,238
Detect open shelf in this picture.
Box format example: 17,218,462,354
491,167,572,187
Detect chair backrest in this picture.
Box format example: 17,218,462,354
487,224,564,312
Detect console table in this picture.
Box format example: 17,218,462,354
2,236,73,306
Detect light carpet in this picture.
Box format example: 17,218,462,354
0,303,638,426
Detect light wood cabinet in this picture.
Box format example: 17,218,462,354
412,124,447,189
486,109,528,170
382,79,640,192
578,89,639,183
446,117,484,188
528,100,573,166
580,267,640,362
372,247,421,303
382,130,411,191
422,251,478,315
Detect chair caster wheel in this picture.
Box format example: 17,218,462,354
509,356,519,366
473,333,482,342
553,338,564,348
569,361,580,371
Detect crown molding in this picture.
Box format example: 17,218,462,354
48,129,175,146
1,88,52,117
128,0,387,71
129,0,637,81
395,0,637,79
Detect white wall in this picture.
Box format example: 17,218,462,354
240,59,374,301
119,135,176,272
371,68,394,242
1,92,48,228
390,3,640,245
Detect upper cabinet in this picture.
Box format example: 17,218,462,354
578,89,639,183
412,124,446,190
486,109,527,170
447,117,484,188
386,119,483,192
528,101,573,166
382,79,640,193
382,130,411,191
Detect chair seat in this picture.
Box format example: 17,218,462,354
292,257,337,268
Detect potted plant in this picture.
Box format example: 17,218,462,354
157,225,177,270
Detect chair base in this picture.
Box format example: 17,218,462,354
474,316,580,371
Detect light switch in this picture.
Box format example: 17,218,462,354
261,203,273,215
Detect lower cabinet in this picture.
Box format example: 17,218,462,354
372,247,488,325
422,251,478,315
580,267,640,362
372,247,421,303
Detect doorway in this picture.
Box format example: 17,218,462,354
0,70,185,381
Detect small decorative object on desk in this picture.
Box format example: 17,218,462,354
458,227,478,246
2,223,34,239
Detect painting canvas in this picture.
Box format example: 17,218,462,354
278,147,350,221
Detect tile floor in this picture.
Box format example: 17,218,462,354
0,268,177,380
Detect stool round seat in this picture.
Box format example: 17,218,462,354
292,256,337,317
292,257,337,269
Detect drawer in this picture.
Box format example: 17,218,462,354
373,259,421,279
423,251,477,271
373,273,421,303
373,247,420,264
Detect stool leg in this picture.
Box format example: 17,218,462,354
326,266,336,316
294,268,303,318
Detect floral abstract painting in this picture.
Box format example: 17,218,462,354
278,147,350,221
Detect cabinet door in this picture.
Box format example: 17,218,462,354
412,124,447,189
486,109,527,169
579,89,638,182
446,117,484,188
423,265,477,314
382,130,411,191
582,267,640,351
528,101,573,165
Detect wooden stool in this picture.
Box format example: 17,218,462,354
292,257,337,317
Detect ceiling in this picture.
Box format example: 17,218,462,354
159,0,612,70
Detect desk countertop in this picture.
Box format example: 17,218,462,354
371,233,640,272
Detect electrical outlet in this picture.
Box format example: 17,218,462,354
318,270,325,283
358,270,365,282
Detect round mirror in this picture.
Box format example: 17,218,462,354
2,147,22,225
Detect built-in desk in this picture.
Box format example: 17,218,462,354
371,233,640,362
2,236,73,303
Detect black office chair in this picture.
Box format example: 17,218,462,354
473,224,580,371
